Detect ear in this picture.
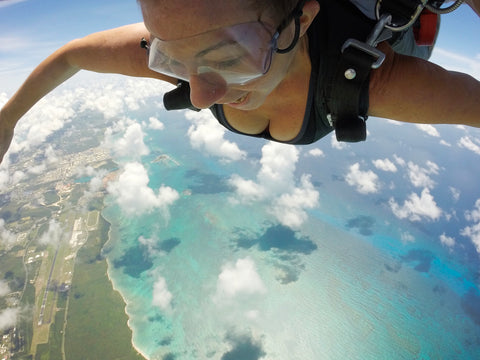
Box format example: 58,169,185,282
299,0,320,37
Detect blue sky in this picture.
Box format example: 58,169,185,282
0,0,479,94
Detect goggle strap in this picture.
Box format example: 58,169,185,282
275,0,305,54
276,15,301,54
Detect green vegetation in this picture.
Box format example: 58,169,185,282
20,207,52,220
68,184,87,206
12,282,35,360
64,215,144,360
43,190,60,205
34,308,64,360
0,203,22,223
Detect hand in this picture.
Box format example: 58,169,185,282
0,110,15,165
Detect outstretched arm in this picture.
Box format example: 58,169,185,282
0,22,175,164
466,0,480,16
369,42,480,127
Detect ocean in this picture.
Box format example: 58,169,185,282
99,101,480,360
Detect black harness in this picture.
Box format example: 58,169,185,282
326,0,447,142
158,0,448,143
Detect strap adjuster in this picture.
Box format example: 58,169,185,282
341,39,386,69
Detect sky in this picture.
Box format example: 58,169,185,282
0,0,480,94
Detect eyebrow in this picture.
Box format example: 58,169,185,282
195,40,239,59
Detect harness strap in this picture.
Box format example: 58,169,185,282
322,0,384,142
329,46,375,142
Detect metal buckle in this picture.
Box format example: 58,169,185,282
341,14,392,69
375,0,427,31
341,39,386,69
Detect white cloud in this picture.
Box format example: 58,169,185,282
440,140,451,147
257,142,298,192
406,161,439,189
186,111,246,162
78,78,171,119
0,170,8,191
270,175,319,228
28,163,47,175
431,48,480,81
228,143,319,229
461,199,480,254
415,124,440,137
393,154,406,167
38,219,63,246
372,158,397,172
330,134,348,150
439,233,456,248
0,219,16,247
147,116,164,130
108,122,150,159
307,148,324,157
3,77,171,166
0,308,19,331
345,163,379,194
107,162,179,217
0,280,10,297
152,275,173,310
228,175,264,202
389,188,442,222
400,232,415,243
0,92,8,108
0,0,28,9
138,235,159,254
458,136,480,155
44,145,59,165
465,199,480,223
215,258,266,300
11,92,74,155
450,187,461,202
79,86,128,119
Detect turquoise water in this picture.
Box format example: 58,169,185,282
101,107,480,359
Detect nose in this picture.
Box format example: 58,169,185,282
189,73,228,109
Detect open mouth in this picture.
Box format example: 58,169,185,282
229,93,249,105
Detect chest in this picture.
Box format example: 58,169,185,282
223,71,311,142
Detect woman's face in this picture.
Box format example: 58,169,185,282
141,0,300,110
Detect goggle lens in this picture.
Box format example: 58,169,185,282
147,21,278,85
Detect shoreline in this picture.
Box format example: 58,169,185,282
105,256,150,360
102,209,150,360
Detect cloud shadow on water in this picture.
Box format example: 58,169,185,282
185,169,230,194
400,249,435,273
236,225,317,255
384,261,402,273
221,332,266,360
461,287,480,326
157,237,181,253
113,245,153,278
346,215,375,236
235,225,316,285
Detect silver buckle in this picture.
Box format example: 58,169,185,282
341,14,392,69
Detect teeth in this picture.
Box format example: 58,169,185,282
233,94,247,104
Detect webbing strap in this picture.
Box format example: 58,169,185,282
322,0,385,142
329,46,374,142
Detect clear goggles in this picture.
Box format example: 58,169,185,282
147,21,280,86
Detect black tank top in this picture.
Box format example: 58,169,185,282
209,0,373,144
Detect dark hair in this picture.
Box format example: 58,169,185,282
138,0,302,29
249,0,300,24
